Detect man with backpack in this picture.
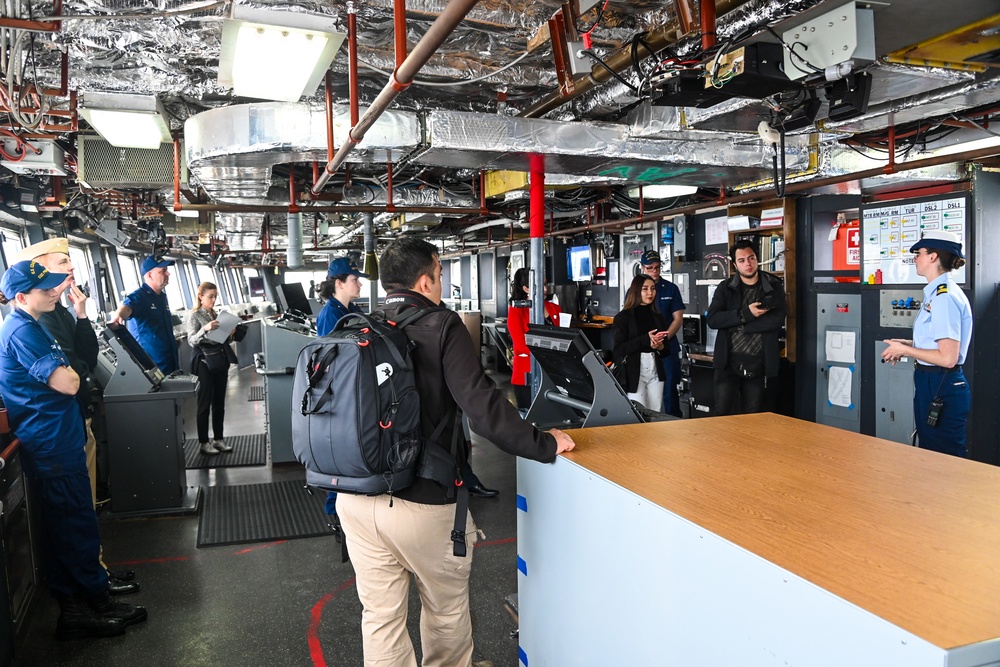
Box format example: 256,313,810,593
336,237,575,667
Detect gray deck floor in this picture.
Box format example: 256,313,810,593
13,365,523,667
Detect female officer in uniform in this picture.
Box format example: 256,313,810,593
0,260,146,638
881,231,972,458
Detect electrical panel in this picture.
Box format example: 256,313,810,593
0,140,66,176
878,288,924,328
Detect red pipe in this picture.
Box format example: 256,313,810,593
700,0,716,51
0,439,20,470
324,72,335,162
529,153,544,240
289,164,299,213
172,135,181,211
885,123,896,175
348,5,359,127
394,0,407,69
312,162,319,185
312,0,481,195
0,17,57,31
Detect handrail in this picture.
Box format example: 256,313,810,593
0,438,21,472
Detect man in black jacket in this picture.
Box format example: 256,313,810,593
706,239,787,415
17,239,141,598
336,237,575,667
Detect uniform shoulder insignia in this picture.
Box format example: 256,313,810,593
935,284,948,295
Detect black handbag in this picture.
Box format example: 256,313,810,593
201,346,230,372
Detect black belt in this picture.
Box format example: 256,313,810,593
915,364,962,373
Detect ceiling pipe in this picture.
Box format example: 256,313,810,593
700,0,717,50
519,0,760,118
347,2,359,127
394,0,407,69
311,0,481,195
449,145,1000,251
173,203,489,214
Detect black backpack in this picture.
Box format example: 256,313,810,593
290,307,471,556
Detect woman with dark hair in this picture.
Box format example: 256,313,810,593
612,274,670,412
882,231,973,458
507,267,532,409
187,281,236,456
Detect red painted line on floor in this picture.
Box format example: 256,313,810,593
475,536,516,548
107,555,190,566
235,540,288,554
308,537,517,664
309,577,357,667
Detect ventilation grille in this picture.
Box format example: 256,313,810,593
78,135,188,189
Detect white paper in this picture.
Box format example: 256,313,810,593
705,215,728,246
828,366,853,408
608,260,618,288
205,310,241,344
824,330,856,364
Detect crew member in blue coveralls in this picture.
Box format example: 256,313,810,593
639,250,685,416
0,260,147,640
110,255,179,374
315,257,368,520
316,257,367,337
881,231,972,458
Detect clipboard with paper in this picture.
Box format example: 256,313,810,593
204,311,241,344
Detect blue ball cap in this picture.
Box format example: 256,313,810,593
1,260,68,298
639,250,661,266
909,230,964,259
327,257,368,278
140,255,175,275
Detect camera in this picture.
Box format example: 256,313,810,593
759,293,775,309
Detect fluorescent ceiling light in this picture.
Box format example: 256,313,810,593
79,92,171,149
218,7,345,102
627,184,699,199
928,135,1000,158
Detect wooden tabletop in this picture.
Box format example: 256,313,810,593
562,414,1000,650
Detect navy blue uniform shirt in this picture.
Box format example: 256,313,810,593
316,298,362,337
0,308,86,478
124,283,179,374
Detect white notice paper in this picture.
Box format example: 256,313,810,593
828,366,852,408
205,310,241,344
705,216,728,246
824,330,856,364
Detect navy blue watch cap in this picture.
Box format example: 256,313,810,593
1,260,68,297
909,230,963,259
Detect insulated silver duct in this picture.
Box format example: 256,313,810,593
287,212,304,269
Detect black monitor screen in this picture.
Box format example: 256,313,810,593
248,276,265,297
525,324,598,405
275,282,311,315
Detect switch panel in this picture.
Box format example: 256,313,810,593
878,288,924,328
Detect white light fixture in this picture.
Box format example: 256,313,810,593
218,6,345,102
79,92,172,149
628,184,699,199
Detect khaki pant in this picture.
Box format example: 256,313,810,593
337,494,481,667
84,417,97,508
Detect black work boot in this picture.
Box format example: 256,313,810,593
56,597,127,640
87,591,148,626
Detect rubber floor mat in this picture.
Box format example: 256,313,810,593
197,480,335,548
184,434,266,469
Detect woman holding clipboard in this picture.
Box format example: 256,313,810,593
187,282,238,456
